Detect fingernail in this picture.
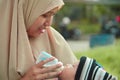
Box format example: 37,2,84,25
57,64,62,67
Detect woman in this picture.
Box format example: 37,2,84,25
0,0,77,80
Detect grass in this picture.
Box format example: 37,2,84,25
75,39,120,79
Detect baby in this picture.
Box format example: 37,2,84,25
37,51,117,80
59,56,117,80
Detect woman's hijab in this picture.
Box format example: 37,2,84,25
0,0,77,80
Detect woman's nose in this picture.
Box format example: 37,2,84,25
44,17,53,27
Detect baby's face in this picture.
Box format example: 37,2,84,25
59,63,79,80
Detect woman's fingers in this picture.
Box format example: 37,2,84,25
36,57,55,67
22,57,63,80
40,63,62,73
31,65,62,80
36,71,62,80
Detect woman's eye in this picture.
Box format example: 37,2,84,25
42,14,48,18
42,13,55,18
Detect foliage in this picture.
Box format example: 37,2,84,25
75,39,120,79
67,20,101,34
54,3,114,34
54,2,120,34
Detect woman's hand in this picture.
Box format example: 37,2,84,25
20,57,62,80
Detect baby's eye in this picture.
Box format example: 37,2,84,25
72,64,77,68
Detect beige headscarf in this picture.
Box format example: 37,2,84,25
0,0,77,80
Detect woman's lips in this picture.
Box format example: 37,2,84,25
40,29,46,33
38,28,46,34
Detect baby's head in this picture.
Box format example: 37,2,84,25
59,62,79,80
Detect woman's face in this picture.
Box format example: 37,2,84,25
27,7,58,38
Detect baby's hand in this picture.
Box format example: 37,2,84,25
59,64,76,80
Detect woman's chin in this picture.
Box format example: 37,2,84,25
28,30,46,38
28,33,41,38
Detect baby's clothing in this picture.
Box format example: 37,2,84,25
75,56,117,80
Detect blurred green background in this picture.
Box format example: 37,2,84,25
52,1,120,79
75,39,120,79
53,2,120,35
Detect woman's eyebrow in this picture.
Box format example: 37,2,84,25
47,11,56,15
